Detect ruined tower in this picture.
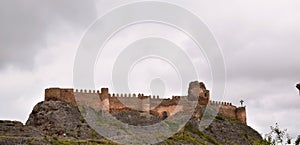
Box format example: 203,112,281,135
187,81,201,101
199,82,210,105
187,81,210,105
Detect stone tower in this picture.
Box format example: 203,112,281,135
99,88,110,112
236,107,247,124
187,81,210,105
199,82,210,105
188,81,200,101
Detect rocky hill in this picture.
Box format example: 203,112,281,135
0,100,263,145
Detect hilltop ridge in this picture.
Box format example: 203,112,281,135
0,81,264,144
44,81,247,124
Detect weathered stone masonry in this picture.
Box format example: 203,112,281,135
45,82,247,124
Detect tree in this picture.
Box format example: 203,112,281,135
264,123,298,145
295,135,300,145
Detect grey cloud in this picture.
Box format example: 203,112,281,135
192,1,300,137
0,0,98,70
202,2,300,82
224,29,300,81
0,0,300,138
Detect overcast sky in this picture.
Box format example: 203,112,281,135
0,0,299,138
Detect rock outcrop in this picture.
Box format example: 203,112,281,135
202,117,261,144
26,101,103,139
0,99,263,144
0,120,46,145
0,120,42,137
159,116,262,145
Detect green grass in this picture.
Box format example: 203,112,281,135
91,130,98,139
50,139,119,145
26,138,35,145
240,129,269,145
247,135,270,145
164,120,180,132
167,131,203,144
184,124,219,145
215,116,224,121
163,123,220,145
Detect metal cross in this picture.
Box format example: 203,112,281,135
240,100,244,107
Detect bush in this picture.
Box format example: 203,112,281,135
263,123,293,145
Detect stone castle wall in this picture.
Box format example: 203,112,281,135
236,107,247,124
44,82,247,124
45,88,76,106
209,101,247,124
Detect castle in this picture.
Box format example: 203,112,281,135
44,81,247,124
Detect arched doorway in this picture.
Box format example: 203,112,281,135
162,111,168,119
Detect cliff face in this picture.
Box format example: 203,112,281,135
0,120,45,145
26,101,103,139
161,117,262,145
0,120,42,137
0,100,263,145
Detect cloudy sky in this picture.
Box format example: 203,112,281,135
0,0,300,138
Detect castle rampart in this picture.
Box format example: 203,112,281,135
45,88,76,106
44,81,247,124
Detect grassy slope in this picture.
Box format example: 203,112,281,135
36,117,264,145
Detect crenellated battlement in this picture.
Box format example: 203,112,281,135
209,100,233,106
72,89,162,99
45,81,247,124
74,89,100,93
